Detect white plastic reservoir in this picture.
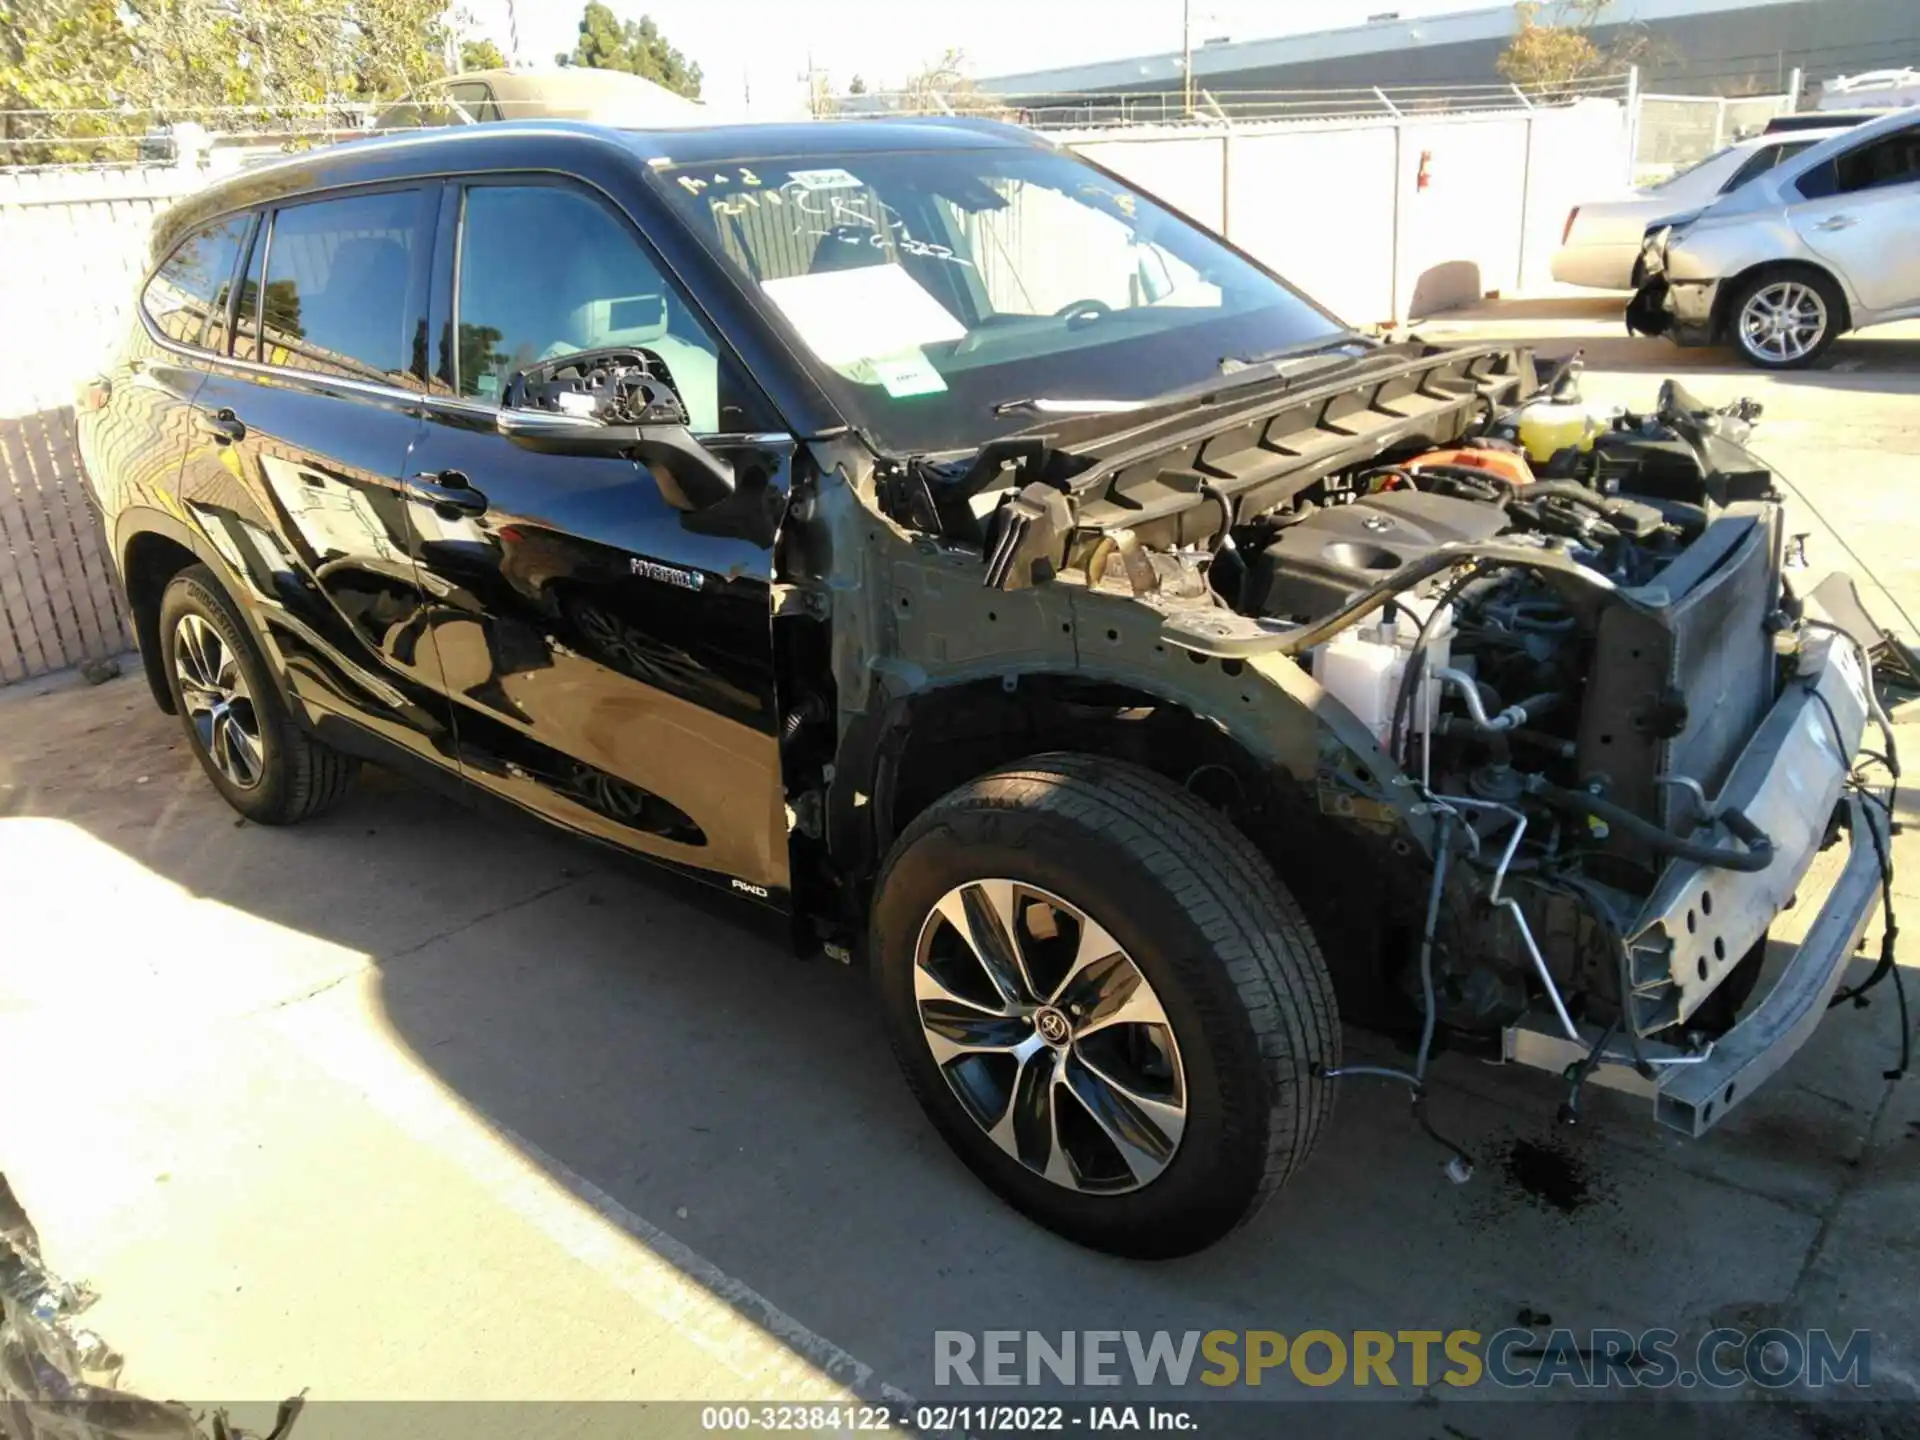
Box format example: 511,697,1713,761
1314,601,1453,748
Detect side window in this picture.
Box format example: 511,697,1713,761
1800,128,1920,200
1798,159,1839,200
1833,129,1920,193
245,189,431,385
142,216,250,348
454,183,762,433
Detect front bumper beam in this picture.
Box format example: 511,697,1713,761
1502,631,1887,1136
1653,792,1885,1134
1503,794,1885,1136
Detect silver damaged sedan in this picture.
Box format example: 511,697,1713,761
1628,107,1920,368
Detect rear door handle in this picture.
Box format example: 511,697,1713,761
403,470,489,516
195,407,245,443
1813,214,1857,231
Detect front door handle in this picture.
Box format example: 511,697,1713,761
195,407,245,443
403,470,489,516
1813,214,1857,232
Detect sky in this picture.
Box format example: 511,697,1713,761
462,0,1472,117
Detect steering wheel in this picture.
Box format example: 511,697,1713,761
1053,298,1113,326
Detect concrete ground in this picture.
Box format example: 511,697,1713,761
3,304,1919,1437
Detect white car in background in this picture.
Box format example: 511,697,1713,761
1551,127,1849,290
377,66,710,130
1629,107,1920,368
1817,68,1920,112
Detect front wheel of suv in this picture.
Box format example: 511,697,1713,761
158,565,359,824
871,754,1339,1257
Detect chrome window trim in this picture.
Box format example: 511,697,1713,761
139,310,432,408
143,314,794,448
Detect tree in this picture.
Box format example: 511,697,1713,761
847,73,867,95
0,0,143,162
1,0,460,164
898,48,1007,117
461,38,507,71
1496,0,1666,94
1497,1,1605,91
341,0,461,105
558,2,701,99
805,69,837,120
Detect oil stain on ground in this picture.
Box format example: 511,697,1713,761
1462,1129,1620,1229
1500,1135,1594,1214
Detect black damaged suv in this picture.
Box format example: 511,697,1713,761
81,118,1889,1256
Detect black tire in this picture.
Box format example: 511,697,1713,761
158,565,359,824
1726,267,1845,370
871,753,1339,1257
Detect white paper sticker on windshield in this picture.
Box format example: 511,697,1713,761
869,351,949,398
788,167,864,191
760,264,967,369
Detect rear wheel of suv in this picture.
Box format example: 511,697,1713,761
870,754,1339,1257
1728,268,1845,369
158,565,359,824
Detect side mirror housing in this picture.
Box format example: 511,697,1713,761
494,349,736,512
495,411,736,511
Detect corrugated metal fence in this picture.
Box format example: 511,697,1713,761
0,168,203,682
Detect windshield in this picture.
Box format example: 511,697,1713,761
653,145,1343,453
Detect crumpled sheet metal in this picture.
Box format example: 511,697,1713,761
0,1174,302,1440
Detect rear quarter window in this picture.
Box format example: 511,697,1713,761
1720,145,1781,192
244,189,432,384
143,216,250,348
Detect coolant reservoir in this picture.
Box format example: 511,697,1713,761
1516,399,1610,465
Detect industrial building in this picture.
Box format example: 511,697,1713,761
978,0,1920,104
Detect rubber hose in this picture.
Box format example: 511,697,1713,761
1526,778,1776,872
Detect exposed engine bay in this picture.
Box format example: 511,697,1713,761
1220,371,1802,1067
874,343,1901,1137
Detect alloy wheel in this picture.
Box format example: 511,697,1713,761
1738,280,1827,363
173,612,264,790
912,879,1187,1194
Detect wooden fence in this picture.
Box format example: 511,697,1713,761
0,166,203,684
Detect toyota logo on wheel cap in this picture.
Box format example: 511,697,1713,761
1035,1007,1071,1045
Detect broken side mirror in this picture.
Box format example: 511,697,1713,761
495,410,737,512
495,348,736,512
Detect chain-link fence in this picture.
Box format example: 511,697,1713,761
1630,90,1799,186
1,75,1642,172
835,74,1633,129
0,103,421,172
